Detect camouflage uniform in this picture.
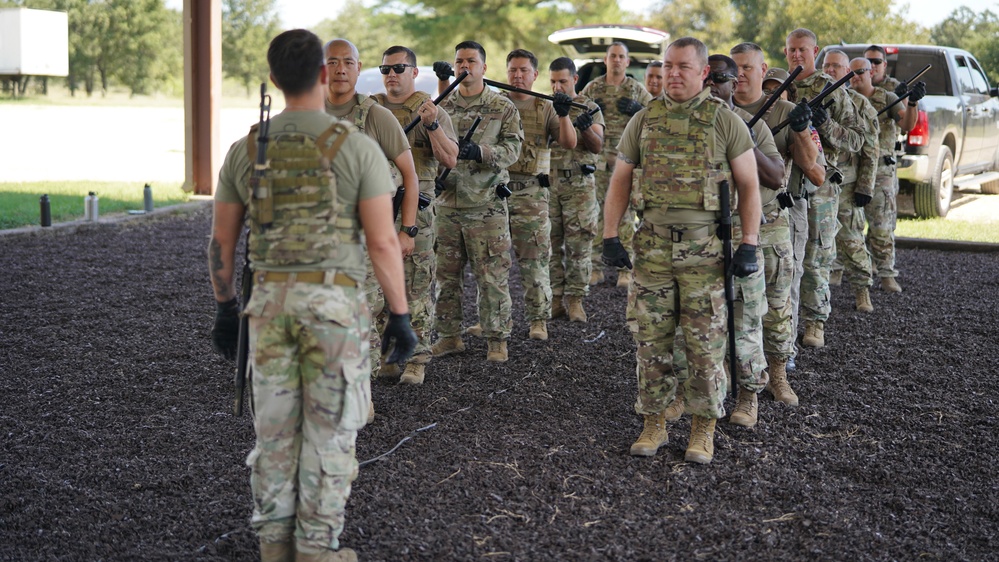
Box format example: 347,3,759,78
795,72,865,327
617,89,754,419
876,75,902,93
832,90,877,289
326,94,411,375
550,95,604,298
216,111,394,551
503,93,561,323
581,76,652,274
436,88,523,340
372,92,459,363
865,88,903,280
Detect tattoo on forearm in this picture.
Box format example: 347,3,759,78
208,237,230,297
618,153,636,165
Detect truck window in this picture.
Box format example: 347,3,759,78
955,56,977,95
968,58,990,94
894,52,950,96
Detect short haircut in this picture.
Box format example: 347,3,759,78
866,44,887,57
647,60,664,69
383,45,417,66
708,54,738,75
609,41,629,55
668,36,708,66
268,29,323,96
786,28,817,45
730,42,764,57
549,56,577,75
455,40,486,63
506,48,538,70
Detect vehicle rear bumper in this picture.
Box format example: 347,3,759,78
897,155,929,183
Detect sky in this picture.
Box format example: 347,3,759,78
166,0,998,30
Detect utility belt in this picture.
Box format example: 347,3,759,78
555,164,597,179
643,221,716,243
508,173,549,191
256,270,358,288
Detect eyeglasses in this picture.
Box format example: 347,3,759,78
867,58,884,66
705,71,737,84
379,64,414,75
763,86,779,96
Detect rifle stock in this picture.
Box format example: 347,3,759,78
717,180,738,397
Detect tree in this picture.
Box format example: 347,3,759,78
644,0,740,55
222,0,279,96
932,7,999,83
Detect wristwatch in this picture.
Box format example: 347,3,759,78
424,119,440,131
401,225,419,238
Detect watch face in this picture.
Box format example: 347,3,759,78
402,225,418,237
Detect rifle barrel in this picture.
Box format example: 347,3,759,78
877,64,933,117
746,65,803,129
483,78,589,110
717,180,738,397
771,70,855,134
403,71,470,134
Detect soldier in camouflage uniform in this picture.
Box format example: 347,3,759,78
372,46,460,386
603,37,761,465
324,39,419,419
785,29,865,349
866,45,902,94
431,41,523,363
645,60,665,98
822,50,878,313
207,30,415,562
731,43,820,407
849,57,922,293
582,41,653,287
548,57,605,323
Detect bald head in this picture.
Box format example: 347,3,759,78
324,39,359,60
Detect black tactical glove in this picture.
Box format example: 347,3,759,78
601,236,633,269
810,101,828,129
594,98,606,113
616,97,643,117
731,244,759,278
894,81,908,98
574,111,593,130
434,177,446,197
211,297,240,360
381,312,417,367
854,192,872,207
433,61,454,81
458,140,482,162
789,100,812,133
908,81,926,103
552,92,572,117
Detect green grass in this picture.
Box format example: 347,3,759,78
1,181,190,230
896,216,999,243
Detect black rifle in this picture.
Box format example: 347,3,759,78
435,115,482,196
403,70,469,134
771,70,855,134
234,83,270,417
483,78,590,110
876,64,932,117
746,65,803,129
717,180,738,397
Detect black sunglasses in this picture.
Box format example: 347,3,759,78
706,71,737,84
866,58,884,66
378,64,414,75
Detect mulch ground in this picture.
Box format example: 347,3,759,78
1,205,996,561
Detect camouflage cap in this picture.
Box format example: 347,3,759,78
763,67,790,86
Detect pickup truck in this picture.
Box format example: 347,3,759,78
818,44,999,218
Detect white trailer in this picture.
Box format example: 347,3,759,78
0,7,69,78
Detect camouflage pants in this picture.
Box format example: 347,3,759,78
867,170,899,278
801,182,841,323
788,197,808,356
550,170,598,297
243,280,369,552
435,201,513,340
628,221,728,420
591,166,635,272
833,182,874,288
760,208,795,361
508,182,552,322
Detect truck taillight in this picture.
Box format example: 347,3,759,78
907,110,929,146
885,46,899,55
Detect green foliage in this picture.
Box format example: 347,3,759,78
222,0,279,96
931,7,999,83
644,0,740,54
313,0,414,68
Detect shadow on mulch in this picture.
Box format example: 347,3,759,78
1,207,996,561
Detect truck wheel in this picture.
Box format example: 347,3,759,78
914,145,953,218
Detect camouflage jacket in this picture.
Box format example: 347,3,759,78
581,75,652,159
843,89,878,196
795,71,864,165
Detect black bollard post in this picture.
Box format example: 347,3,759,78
40,194,52,227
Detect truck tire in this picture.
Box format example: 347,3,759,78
914,145,954,218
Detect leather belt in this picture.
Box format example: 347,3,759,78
257,271,357,287
645,222,715,243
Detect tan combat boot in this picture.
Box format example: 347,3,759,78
431,336,465,357
296,547,358,562
802,320,825,348
566,296,587,323
881,277,902,292
260,540,294,562
729,388,759,428
616,269,632,288
629,411,669,456
464,323,483,337
663,384,685,421
486,340,508,362
685,415,717,464
399,363,425,385
765,355,799,406
589,269,605,285
829,269,843,286
529,320,548,341
551,294,566,319
855,287,874,313
378,361,400,379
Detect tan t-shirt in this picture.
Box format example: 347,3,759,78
325,96,411,161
